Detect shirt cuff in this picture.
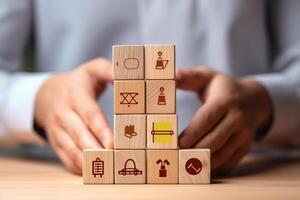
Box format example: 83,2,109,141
250,73,300,144
1,73,50,143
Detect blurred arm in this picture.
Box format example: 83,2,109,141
0,0,49,145
252,0,300,148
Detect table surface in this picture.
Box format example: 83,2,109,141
0,153,299,200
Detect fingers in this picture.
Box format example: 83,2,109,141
217,128,252,173
215,144,250,175
210,127,252,173
176,67,216,92
71,94,114,149
56,107,103,149
211,132,241,171
193,110,243,153
56,148,80,174
56,127,83,171
49,126,82,174
84,59,113,83
179,99,228,149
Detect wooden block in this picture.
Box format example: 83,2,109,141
147,150,178,184
83,149,114,184
179,149,211,184
146,80,176,114
114,80,145,114
114,114,146,149
114,150,146,184
113,45,144,80
147,114,178,149
145,44,175,80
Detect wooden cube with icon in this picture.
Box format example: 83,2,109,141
83,44,211,185
145,44,175,80
147,150,178,184
146,80,176,114
114,80,145,114
83,149,114,184
114,114,146,149
113,45,144,80
179,149,211,184
114,150,146,184
147,114,178,149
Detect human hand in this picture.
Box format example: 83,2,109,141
177,67,273,175
34,59,114,174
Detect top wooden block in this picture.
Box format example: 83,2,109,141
145,45,175,80
113,45,144,80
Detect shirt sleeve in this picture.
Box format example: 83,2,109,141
251,0,300,147
0,0,49,145
0,72,50,145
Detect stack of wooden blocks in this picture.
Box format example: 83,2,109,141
83,44,211,184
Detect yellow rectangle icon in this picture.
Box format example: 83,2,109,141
153,134,173,143
151,121,174,143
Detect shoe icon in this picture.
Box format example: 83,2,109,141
124,125,137,138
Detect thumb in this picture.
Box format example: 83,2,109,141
176,67,216,92
84,58,113,83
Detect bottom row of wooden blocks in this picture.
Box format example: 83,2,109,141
83,149,210,184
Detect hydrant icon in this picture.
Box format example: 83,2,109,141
156,159,170,177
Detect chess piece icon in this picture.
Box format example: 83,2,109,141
157,87,166,105
155,51,169,70
124,125,137,138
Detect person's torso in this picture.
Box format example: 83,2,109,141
33,0,271,131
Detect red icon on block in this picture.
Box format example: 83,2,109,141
92,158,104,178
124,125,137,138
118,159,143,176
155,51,169,70
156,159,170,177
120,92,138,107
116,57,140,70
185,158,202,175
157,87,166,105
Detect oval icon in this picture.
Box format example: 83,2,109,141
124,58,139,69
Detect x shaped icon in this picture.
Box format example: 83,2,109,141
120,92,138,107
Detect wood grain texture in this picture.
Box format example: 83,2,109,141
83,149,114,184
114,150,146,184
1,155,300,200
146,80,176,114
114,80,145,114
179,149,210,184
147,150,178,184
113,45,144,80
147,114,178,149
145,44,175,80
114,114,146,149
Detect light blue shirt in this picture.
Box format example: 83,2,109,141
0,0,299,146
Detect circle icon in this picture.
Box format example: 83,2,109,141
157,51,163,57
185,158,202,175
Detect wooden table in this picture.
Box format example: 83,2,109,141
0,153,299,200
